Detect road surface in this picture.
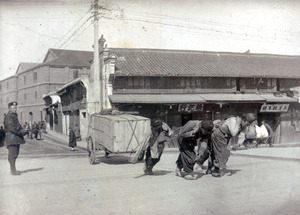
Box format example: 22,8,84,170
0,135,299,215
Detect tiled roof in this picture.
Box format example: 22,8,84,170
46,49,93,67
109,48,300,78
15,62,40,74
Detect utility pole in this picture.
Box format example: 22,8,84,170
92,0,101,111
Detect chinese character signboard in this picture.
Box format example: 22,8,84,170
260,104,289,112
178,104,203,112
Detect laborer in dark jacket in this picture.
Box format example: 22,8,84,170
69,127,77,151
175,120,214,180
3,102,26,175
144,119,173,175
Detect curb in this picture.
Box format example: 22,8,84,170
43,133,87,152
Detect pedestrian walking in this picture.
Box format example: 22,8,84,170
0,125,6,147
74,124,81,141
31,121,39,140
23,122,30,139
69,127,77,151
209,113,256,177
3,102,26,175
175,120,214,180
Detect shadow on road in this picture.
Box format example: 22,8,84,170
20,167,44,174
134,170,173,178
97,155,136,165
222,168,241,176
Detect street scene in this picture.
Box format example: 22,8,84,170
0,132,300,215
1,0,300,215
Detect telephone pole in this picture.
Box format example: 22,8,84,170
92,0,102,111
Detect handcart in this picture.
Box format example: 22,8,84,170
86,113,151,164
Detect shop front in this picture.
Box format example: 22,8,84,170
110,92,298,143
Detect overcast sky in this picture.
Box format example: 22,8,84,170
1,0,300,80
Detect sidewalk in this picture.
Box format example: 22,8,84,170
44,130,300,160
231,142,300,161
43,129,87,151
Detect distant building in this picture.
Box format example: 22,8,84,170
0,49,93,128
0,75,18,124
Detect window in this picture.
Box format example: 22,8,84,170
35,91,37,99
24,76,26,85
33,72,37,82
7,81,9,89
24,93,26,101
128,77,133,86
73,70,79,79
145,78,150,88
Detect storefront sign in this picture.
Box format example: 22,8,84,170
178,104,203,112
260,104,289,112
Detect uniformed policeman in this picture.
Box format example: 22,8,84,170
3,102,26,175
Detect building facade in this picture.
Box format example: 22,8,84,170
0,49,93,130
95,41,300,144
35,37,300,144
0,75,18,124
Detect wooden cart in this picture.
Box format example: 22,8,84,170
86,113,151,164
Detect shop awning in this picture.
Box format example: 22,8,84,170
109,93,298,104
109,94,206,104
43,101,59,110
259,94,298,102
199,93,265,102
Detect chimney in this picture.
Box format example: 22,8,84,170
103,44,109,59
98,35,106,54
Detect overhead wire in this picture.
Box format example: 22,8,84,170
125,11,300,37
53,5,93,49
102,9,300,48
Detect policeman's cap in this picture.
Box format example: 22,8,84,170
8,101,18,108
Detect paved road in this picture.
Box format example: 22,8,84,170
0,135,86,158
0,136,299,215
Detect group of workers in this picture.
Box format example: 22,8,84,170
143,113,274,180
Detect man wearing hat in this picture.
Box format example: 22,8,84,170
209,113,256,177
175,120,214,180
144,119,173,174
3,102,26,175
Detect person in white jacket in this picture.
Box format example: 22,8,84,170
210,113,256,177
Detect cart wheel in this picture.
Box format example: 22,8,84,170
87,137,92,152
137,150,145,161
87,138,96,165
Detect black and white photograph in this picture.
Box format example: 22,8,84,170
0,0,300,214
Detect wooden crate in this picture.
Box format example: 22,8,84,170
88,114,151,153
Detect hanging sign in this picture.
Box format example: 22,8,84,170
178,104,203,112
260,104,289,112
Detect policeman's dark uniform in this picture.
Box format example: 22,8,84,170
3,102,26,175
